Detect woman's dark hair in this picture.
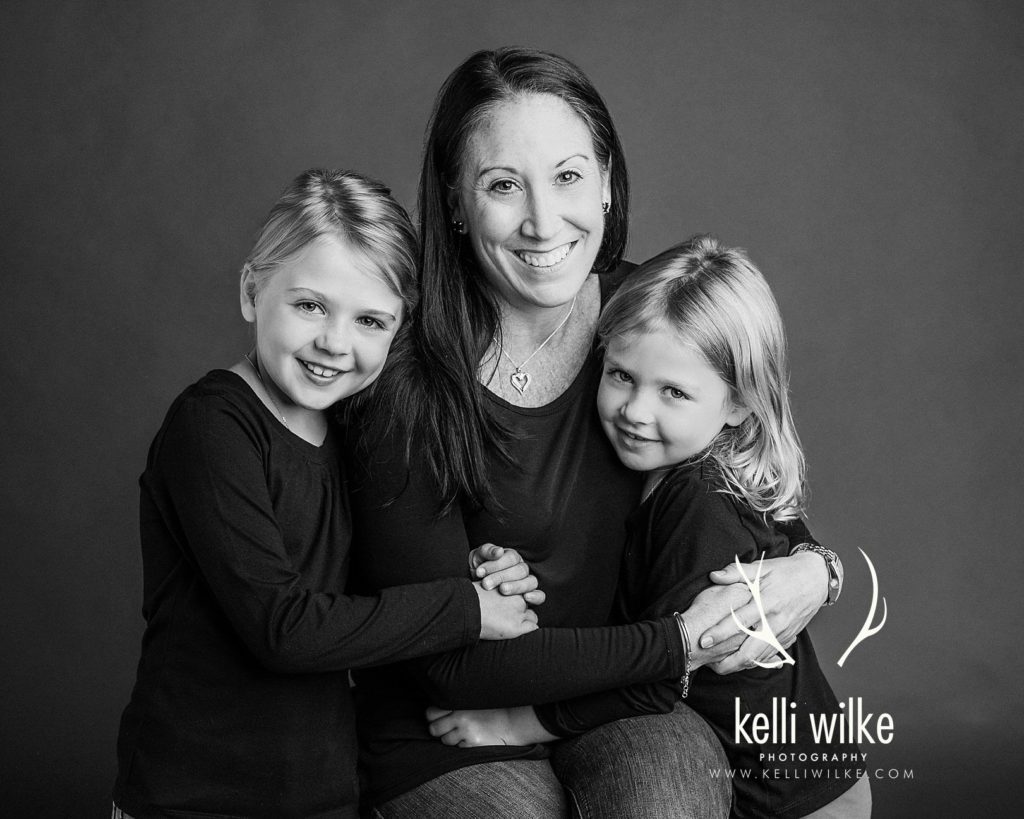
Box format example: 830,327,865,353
367,47,630,513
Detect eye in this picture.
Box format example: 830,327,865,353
556,169,583,185
664,386,689,400
296,300,325,315
488,178,520,195
605,367,632,384
356,315,387,330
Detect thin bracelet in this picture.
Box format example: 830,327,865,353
673,612,693,699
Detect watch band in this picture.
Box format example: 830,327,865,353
790,542,842,606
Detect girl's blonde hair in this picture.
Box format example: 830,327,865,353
243,169,418,316
599,235,806,520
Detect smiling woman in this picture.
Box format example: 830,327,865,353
346,48,834,819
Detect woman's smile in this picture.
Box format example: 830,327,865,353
513,240,578,269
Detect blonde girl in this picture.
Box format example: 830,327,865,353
111,169,538,819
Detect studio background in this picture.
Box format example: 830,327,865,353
2,2,1021,816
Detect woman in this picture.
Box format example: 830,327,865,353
347,47,834,818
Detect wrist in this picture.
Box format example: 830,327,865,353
790,543,842,606
673,612,695,697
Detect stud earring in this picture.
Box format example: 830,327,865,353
451,218,466,235
601,201,610,214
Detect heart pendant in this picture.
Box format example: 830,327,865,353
510,370,530,394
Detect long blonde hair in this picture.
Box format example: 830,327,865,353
599,235,806,520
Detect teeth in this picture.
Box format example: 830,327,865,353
303,361,341,378
516,242,574,268
623,430,653,443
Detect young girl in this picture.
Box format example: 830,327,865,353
430,236,870,818
111,169,540,819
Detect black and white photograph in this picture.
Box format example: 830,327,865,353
2,2,1021,816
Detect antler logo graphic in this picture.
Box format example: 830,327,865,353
837,548,887,667
728,555,796,669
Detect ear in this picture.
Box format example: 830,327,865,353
601,160,612,208
447,189,464,224
724,402,751,428
240,266,257,323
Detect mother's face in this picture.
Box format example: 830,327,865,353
451,93,611,312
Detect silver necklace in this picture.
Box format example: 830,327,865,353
244,351,288,428
494,294,577,395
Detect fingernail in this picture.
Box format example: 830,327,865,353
476,567,486,577
700,635,714,649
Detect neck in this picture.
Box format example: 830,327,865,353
496,297,577,348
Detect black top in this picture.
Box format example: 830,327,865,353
537,461,859,819
348,267,693,805
113,370,479,819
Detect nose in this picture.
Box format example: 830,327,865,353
521,186,561,241
619,390,654,425
316,317,352,357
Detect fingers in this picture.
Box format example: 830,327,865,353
709,636,785,675
425,706,453,721
494,574,538,596
480,562,530,590
476,549,524,584
426,713,457,737
708,562,744,585
523,589,546,606
697,599,759,649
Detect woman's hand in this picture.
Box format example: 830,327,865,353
425,705,556,747
470,544,546,606
698,552,829,674
474,582,538,640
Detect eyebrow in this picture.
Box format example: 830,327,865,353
475,153,593,179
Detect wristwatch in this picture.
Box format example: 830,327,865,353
790,543,842,606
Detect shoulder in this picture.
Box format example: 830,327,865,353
650,462,756,539
153,370,269,456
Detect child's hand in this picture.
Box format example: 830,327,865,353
469,544,546,606
425,705,556,747
474,583,538,640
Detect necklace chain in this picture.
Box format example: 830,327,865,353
244,351,288,428
494,294,578,395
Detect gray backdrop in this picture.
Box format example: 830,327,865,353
2,1,1021,816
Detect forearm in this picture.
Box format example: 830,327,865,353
419,616,684,709
240,578,480,673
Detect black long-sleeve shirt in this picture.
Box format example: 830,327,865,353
348,267,690,805
537,462,859,819
113,371,479,819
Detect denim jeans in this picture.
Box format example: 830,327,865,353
553,701,731,818
371,702,731,818
369,759,569,818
